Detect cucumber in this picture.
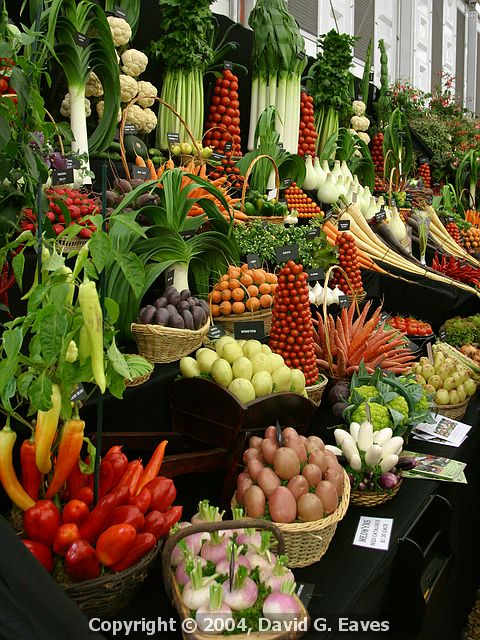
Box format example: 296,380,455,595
123,135,148,160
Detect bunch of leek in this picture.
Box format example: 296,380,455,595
382,108,413,186
43,0,120,184
247,0,307,154
455,150,479,210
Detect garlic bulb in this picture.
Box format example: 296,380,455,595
303,155,318,191
312,281,323,305
308,288,316,305
331,286,343,305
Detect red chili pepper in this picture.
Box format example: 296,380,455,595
20,438,42,501
53,523,81,555
66,461,88,500
95,524,136,566
45,418,85,500
65,540,100,582
73,485,94,507
106,452,128,489
21,539,53,572
62,499,90,526
116,459,143,497
98,459,114,498
23,500,61,547
105,445,123,458
135,440,168,495
130,486,151,514
142,510,166,541
157,506,183,537
145,476,177,513
110,532,156,572
109,505,145,531
78,485,130,544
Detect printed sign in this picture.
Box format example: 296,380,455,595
131,166,149,180
52,169,74,186
165,270,175,287
75,32,90,47
246,253,261,269
353,516,393,551
71,384,88,403
338,220,350,231
307,268,324,282
234,321,265,340
208,325,226,340
167,132,180,145
275,244,299,263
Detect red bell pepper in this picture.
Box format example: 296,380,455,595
20,438,42,501
73,486,94,507
95,524,136,566
21,539,53,572
66,461,88,500
130,487,151,514
109,505,145,531
110,533,156,572
105,452,128,489
23,500,61,547
98,459,113,498
135,440,168,495
145,476,176,512
62,499,90,526
78,485,130,544
53,523,81,555
65,540,100,581
142,510,166,541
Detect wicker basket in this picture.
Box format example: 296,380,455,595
61,543,161,619
125,370,153,387
305,375,328,405
162,519,310,640
350,477,402,507
131,319,211,364
241,155,286,226
56,237,88,254
431,397,470,421
212,307,272,336
232,469,350,568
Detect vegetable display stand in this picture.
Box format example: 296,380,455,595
210,307,273,337
431,398,470,421
131,319,211,364
350,478,402,507
241,155,285,225
162,520,310,640
304,375,328,405
232,469,350,568
60,543,161,619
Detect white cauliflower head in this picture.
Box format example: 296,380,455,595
124,104,157,134
136,81,157,108
119,74,138,103
357,131,371,145
85,71,103,98
60,93,91,118
121,49,148,78
96,101,122,122
107,16,132,47
138,107,157,134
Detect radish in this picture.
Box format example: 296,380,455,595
195,584,234,635
191,500,224,524
222,565,258,611
259,555,295,592
263,580,302,622
201,531,228,564
175,553,207,586
245,531,275,570
216,540,251,575
182,558,219,611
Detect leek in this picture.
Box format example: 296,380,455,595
455,150,479,210
247,0,307,154
44,0,120,184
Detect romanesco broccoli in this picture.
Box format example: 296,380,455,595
386,396,409,425
351,403,392,431
349,385,379,402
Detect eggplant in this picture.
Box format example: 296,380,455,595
396,456,417,471
181,309,194,330
191,306,206,329
378,472,399,490
169,313,185,329
155,308,170,326
180,289,191,301
166,304,177,317
138,305,156,324
154,297,168,309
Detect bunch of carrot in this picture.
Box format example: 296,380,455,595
465,210,480,227
322,220,387,274
312,301,416,378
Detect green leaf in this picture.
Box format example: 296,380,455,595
104,297,119,325
107,338,131,379
89,231,111,274
12,251,25,290
39,310,68,366
115,252,145,299
28,371,53,411
3,326,23,360
106,363,126,399
49,283,72,309
0,116,10,151
17,370,35,399
79,438,96,474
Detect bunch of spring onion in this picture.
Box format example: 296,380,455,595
44,0,120,184
247,0,307,154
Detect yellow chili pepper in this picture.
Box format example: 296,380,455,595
78,279,106,393
35,383,62,474
0,422,35,511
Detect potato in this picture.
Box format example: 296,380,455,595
154,297,167,309
246,456,265,481
302,463,322,487
305,436,325,453
257,467,281,497
192,306,206,329
323,468,344,497
284,435,307,463
297,493,324,522
308,450,328,474
242,447,263,464
249,436,263,450
181,309,194,330
282,427,299,439
180,289,191,301
236,472,253,505
268,487,297,523
139,305,156,324
169,313,185,329
244,485,266,518
264,426,277,441
273,447,300,480
315,481,339,515
261,438,279,464
287,474,309,500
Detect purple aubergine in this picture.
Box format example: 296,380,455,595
169,313,185,329
396,457,416,470
178,300,189,311
181,309,194,330
180,289,191,301
191,306,206,329
379,472,399,490
197,299,210,315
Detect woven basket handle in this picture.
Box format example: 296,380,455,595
161,518,285,603
240,154,280,210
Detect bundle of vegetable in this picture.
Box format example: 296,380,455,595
179,337,307,403
338,364,433,438
371,132,384,174
442,314,480,347
409,352,476,406
387,315,433,337
458,344,480,368
209,264,277,317
237,426,344,523
329,422,410,492
268,261,319,387
297,92,318,157
328,232,364,296
306,31,357,155
16,440,182,579
247,0,307,153
168,505,308,633
432,253,480,287
313,302,416,379
349,100,370,146
204,68,242,154
152,0,214,149
465,210,480,227
137,286,209,331
283,183,323,219
418,162,431,189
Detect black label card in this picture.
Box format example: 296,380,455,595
75,32,90,47
211,152,226,162
71,383,88,403
167,132,180,145
283,177,292,188
234,320,265,340
208,325,226,340
439,328,446,341
296,583,315,609
275,244,299,263
306,226,321,238
180,229,196,241
114,6,127,19
380,311,392,324
52,168,74,186
338,295,349,308
407,339,419,353
131,166,149,180
323,208,335,222
65,157,81,170
338,220,350,231
297,50,306,60
277,142,284,150
446,216,454,223
224,60,233,70
124,124,138,136
247,253,261,268
165,270,175,287
375,209,387,223
224,141,233,153
307,268,324,282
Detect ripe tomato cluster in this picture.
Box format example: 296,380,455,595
284,183,322,218
298,92,318,157
20,187,100,238
268,261,319,387
389,315,433,337
331,232,364,294
204,69,242,154
207,151,245,190
418,162,431,189
371,132,384,174
445,222,461,245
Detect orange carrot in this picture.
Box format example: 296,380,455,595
156,164,165,179
165,158,175,169
135,155,147,168
146,159,157,181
